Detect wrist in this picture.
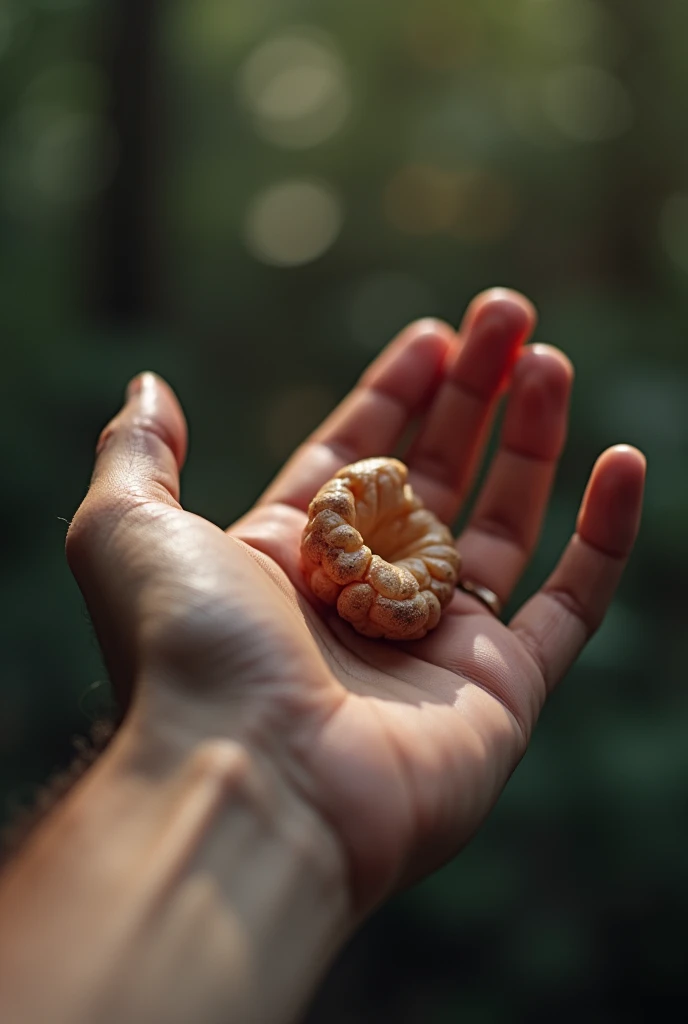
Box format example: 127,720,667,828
0,713,351,1024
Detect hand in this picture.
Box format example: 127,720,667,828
67,288,645,917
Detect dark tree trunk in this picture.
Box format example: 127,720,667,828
91,0,161,324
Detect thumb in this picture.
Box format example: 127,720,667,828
66,372,188,705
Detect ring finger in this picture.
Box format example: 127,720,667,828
454,343,574,612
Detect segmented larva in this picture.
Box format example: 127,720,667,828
301,458,460,640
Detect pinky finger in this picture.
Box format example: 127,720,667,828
509,445,646,692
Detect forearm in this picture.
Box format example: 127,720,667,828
0,717,350,1024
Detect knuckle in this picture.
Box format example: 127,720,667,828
511,622,550,689
544,585,600,638
97,409,183,472
65,490,150,572
64,511,87,571
471,512,529,554
442,652,533,750
410,450,457,488
65,501,103,575
66,493,105,559
127,413,181,463
187,740,253,791
95,421,118,457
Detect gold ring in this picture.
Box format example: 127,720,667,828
456,579,503,618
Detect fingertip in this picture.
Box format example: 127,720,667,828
362,317,456,396
126,374,144,400
406,316,456,342
126,370,189,469
526,343,574,378
126,370,164,401
462,287,538,337
501,344,574,460
605,443,647,473
578,444,646,557
452,288,539,398
403,317,457,361
591,444,647,496
514,344,574,397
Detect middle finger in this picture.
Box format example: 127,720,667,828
406,288,536,522
455,343,574,611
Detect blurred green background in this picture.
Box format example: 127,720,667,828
2,0,688,1019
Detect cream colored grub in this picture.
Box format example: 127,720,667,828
301,458,460,640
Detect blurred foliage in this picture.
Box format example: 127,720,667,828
2,0,688,1020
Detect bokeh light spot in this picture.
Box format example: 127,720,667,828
542,65,633,142
244,179,343,267
238,30,350,148
525,0,621,60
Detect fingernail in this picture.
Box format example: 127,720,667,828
126,375,143,400
126,372,158,402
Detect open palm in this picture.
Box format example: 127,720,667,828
67,289,645,916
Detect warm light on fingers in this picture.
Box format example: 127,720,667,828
449,290,537,397
576,445,646,558
459,288,538,339
501,344,574,461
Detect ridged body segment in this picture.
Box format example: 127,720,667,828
301,458,460,640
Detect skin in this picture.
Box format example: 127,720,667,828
0,288,646,1024
63,286,645,921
